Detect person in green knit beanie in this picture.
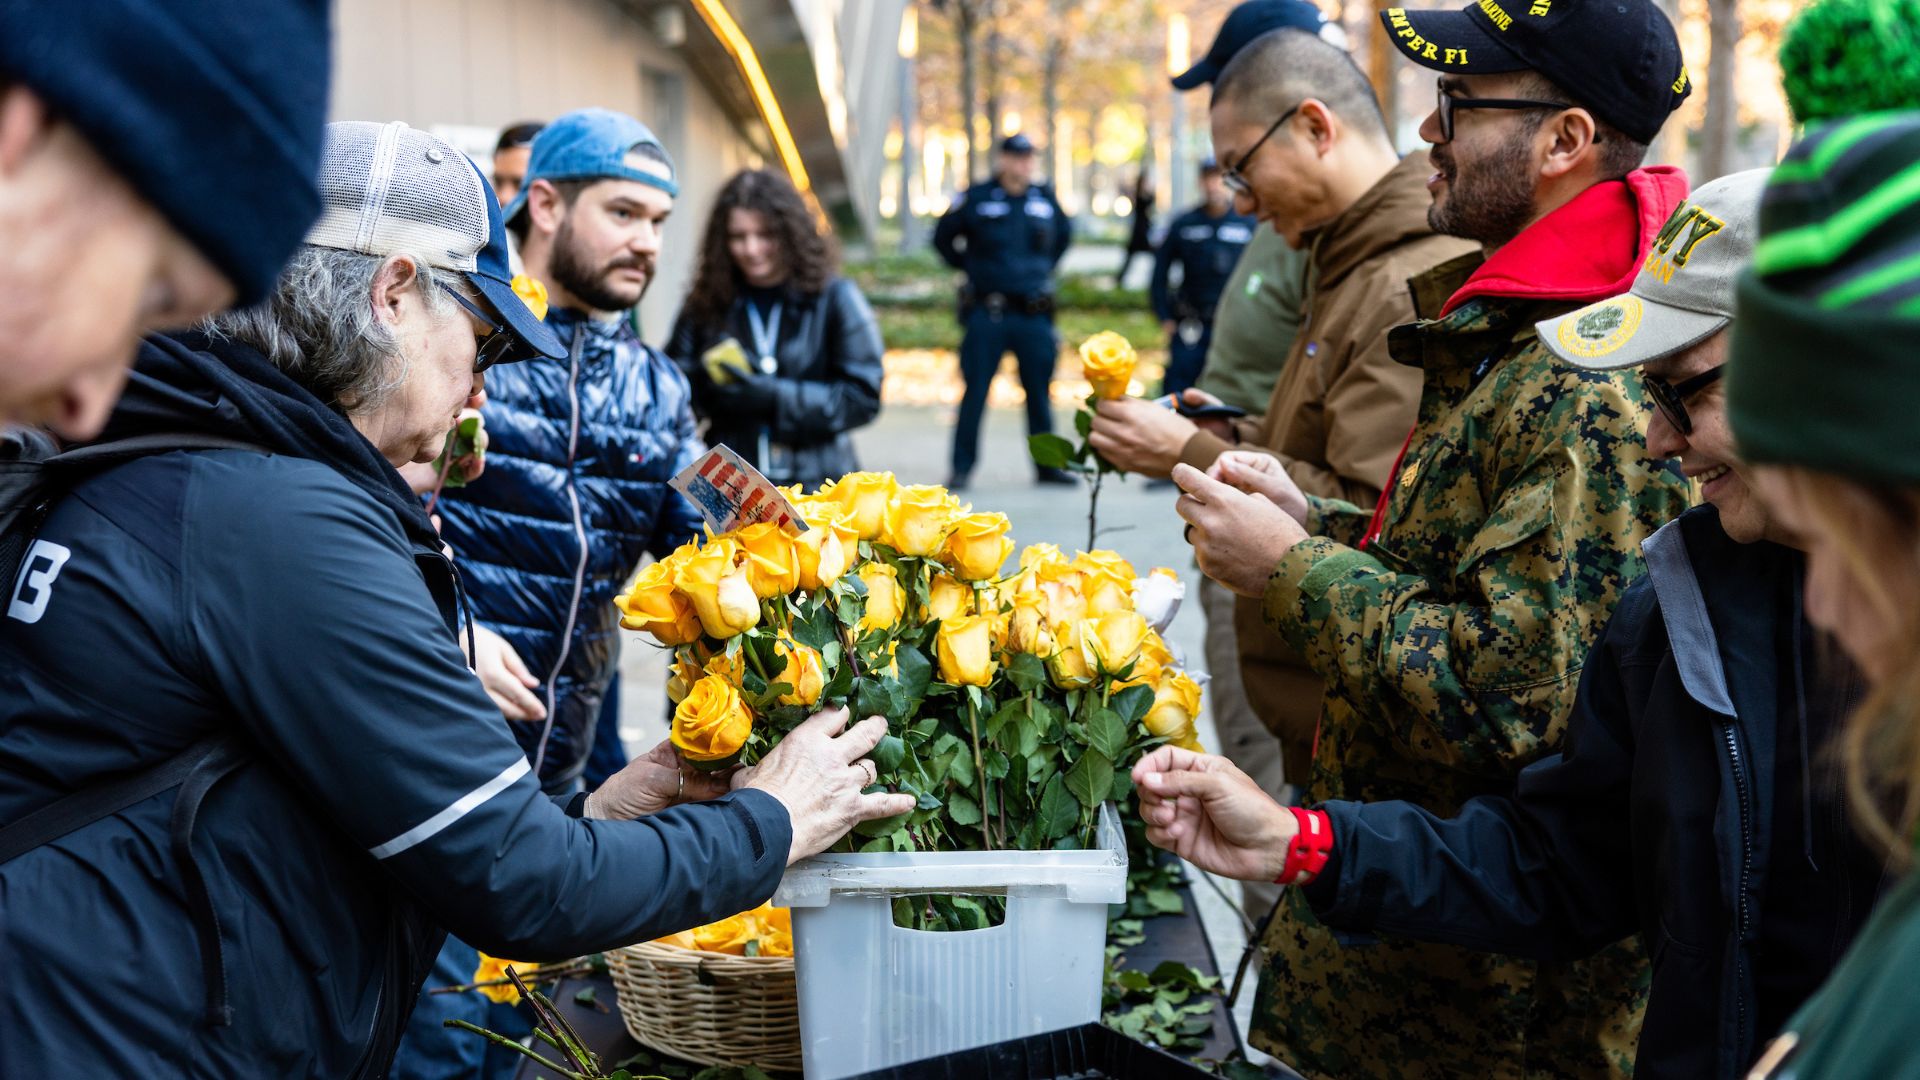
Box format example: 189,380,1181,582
1778,0,1920,124
1734,110,1920,1079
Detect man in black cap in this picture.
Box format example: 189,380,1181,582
1148,157,1256,400
0,0,331,442
934,132,1074,489
1164,0,1698,1074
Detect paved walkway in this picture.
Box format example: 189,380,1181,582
615,400,1274,1066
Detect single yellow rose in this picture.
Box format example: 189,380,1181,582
795,515,855,590
772,636,826,706
1006,591,1051,655
671,674,753,764
616,560,703,646
509,274,549,321
1046,622,1095,689
1019,542,1067,572
1081,610,1150,677
1079,330,1137,400
856,560,906,633
1073,550,1138,583
703,648,747,686
924,573,974,623
689,913,756,954
1144,671,1203,739
472,953,536,1004
943,511,1015,581
735,522,802,599
935,612,999,687
822,471,899,540
671,539,761,638
884,484,961,557
1073,550,1138,614
1034,564,1089,632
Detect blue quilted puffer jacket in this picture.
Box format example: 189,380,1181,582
436,308,705,790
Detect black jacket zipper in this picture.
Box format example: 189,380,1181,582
1721,716,1756,1061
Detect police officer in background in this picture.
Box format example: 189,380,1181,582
1149,157,1255,398
935,132,1075,489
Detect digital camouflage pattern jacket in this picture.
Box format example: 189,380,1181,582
1249,169,1694,1079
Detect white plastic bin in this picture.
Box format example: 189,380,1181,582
773,802,1127,1080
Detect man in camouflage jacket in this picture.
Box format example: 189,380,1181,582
1168,0,1697,1072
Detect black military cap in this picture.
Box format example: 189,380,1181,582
1378,0,1691,144
1172,0,1328,90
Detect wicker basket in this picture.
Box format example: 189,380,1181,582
607,940,802,1071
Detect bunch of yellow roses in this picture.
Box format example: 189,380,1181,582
612,469,1202,861
652,901,793,958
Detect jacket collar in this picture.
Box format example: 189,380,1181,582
1437,165,1690,318
1309,153,1446,291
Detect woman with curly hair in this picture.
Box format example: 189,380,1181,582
667,169,884,490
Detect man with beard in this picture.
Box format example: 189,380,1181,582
1165,0,1697,1073
393,108,706,1080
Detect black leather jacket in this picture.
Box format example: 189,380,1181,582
666,275,884,490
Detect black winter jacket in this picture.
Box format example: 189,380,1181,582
666,276,884,490
0,334,792,1077
1302,507,1885,1079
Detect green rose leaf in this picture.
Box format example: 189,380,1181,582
1038,773,1079,838
895,643,934,699
871,734,906,773
1029,432,1077,469
1005,651,1047,693
947,792,983,826
1110,683,1155,728
1066,749,1114,809
1089,707,1129,762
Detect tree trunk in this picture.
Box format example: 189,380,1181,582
1698,0,1740,180
958,3,981,183
1043,2,1065,162
1647,0,1688,166
984,3,1004,153
1370,0,1400,144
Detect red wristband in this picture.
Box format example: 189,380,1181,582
1276,807,1333,885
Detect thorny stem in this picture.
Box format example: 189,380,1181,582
1086,468,1104,553
443,1020,585,1079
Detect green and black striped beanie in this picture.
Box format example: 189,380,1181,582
1729,111,1920,485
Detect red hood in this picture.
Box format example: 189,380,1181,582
1438,165,1690,318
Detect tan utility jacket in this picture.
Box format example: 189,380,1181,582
1176,153,1474,780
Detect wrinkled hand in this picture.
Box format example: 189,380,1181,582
734,707,918,864
447,404,489,483
583,738,730,819
471,624,546,722
1207,450,1308,525
1172,462,1309,598
1132,746,1297,883
1087,396,1200,479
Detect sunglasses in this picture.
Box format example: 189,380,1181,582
1221,103,1302,196
1641,365,1724,436
1434,78,1576,143
441,286,519,372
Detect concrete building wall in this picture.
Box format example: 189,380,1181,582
330,0,765,342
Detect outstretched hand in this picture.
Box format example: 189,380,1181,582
1132,746,1297,883
735,707,919,864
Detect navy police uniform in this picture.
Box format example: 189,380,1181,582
933,168,1073,479
1149,203,1255,397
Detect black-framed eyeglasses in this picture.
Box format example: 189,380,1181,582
1221,103,1302,196
1434,79,1577,143
440,285,518,372
1641,365,1724,436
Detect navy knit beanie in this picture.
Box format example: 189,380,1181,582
0,0,332,306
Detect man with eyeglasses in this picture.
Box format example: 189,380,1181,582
1165,0,1700,1073
1091,26,1471,813
1135,170,1891,1079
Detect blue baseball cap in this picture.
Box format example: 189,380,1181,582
1172,0,1330,90
502,108,679,230
999,133,1037,155
307,122,564,364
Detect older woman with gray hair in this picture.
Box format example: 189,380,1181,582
0,121,911,1078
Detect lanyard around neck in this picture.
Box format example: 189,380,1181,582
745,297,782,372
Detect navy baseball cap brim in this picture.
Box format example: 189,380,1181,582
999,134,1036,154
467,160,564,362
1172,0,1329,89
503,108,679,230
1378,6,1528,73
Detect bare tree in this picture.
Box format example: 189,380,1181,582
1698,0,1740,179
931,0,990,182
984,0,1005,152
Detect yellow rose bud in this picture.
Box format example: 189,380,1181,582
1006,592,1051,655
884,483,961,557
509,274,550,321
616,561,704,646
935,612,999,687
667,650,704,704
772,636,826,706
672,539,761,638
924,573,974,623
856,560,906,633
671,674,753,764
795,515,855,590
1082,610,1150,677
943,511,1015,581
1144,671,1203,739
1074,550,1138,614
735,522,802,599
1078,330,1137,400
1073,550,1138,582
822,471,899,540
1045,622,1094,689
